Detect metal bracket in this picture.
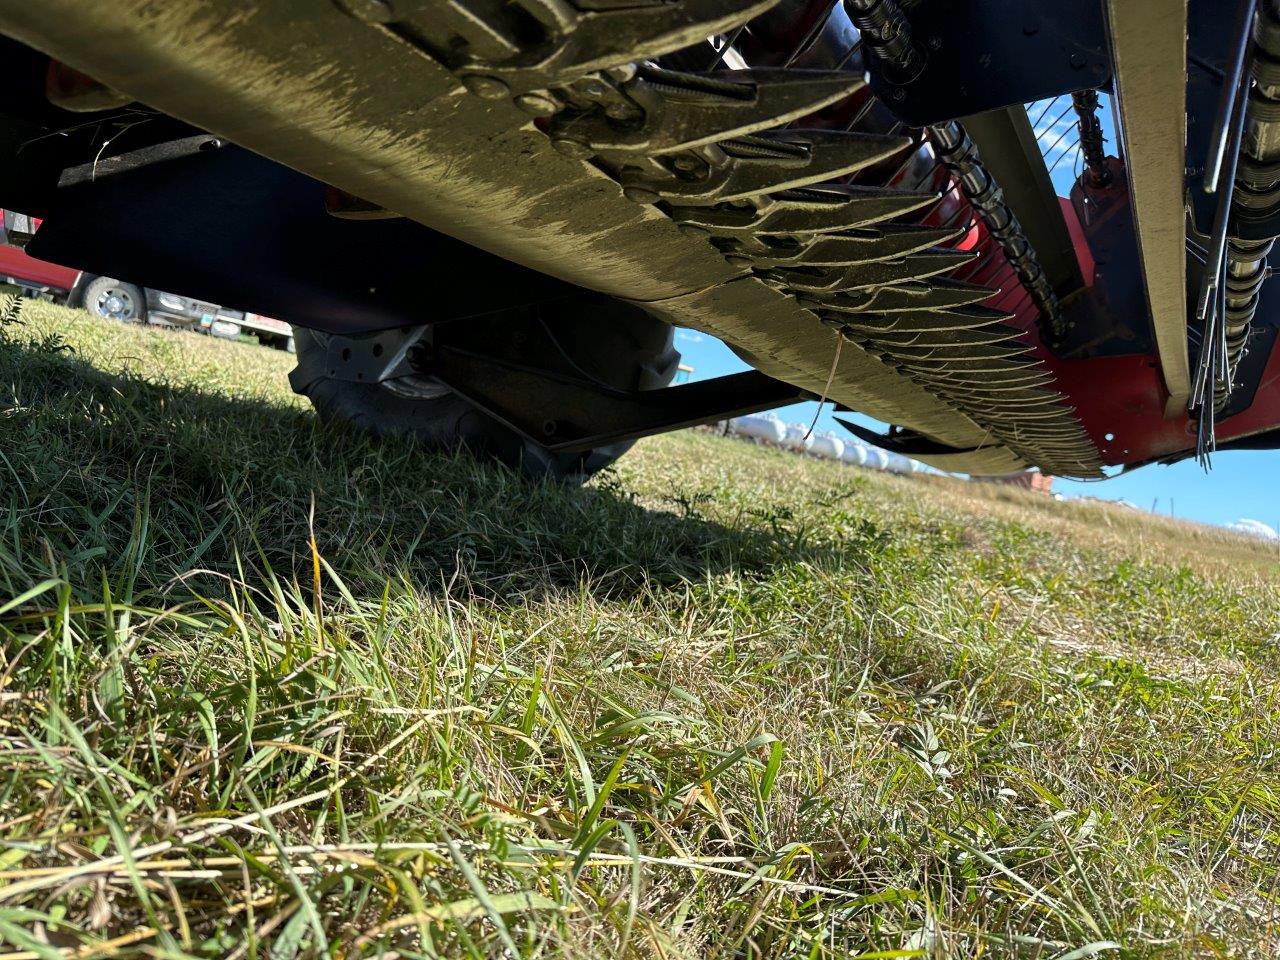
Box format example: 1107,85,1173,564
320,316,809,453
859,0,1111,127
323,326,426,384
836,417,979,457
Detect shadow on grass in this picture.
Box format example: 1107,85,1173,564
0,329,865,605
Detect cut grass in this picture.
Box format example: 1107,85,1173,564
0,301,1278,958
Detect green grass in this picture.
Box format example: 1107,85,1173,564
0,301,1278,958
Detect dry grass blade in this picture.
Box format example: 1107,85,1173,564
0,302,1276,956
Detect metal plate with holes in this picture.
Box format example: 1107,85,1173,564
865,0,1110,126
323,327,424,384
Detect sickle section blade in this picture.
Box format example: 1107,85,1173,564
741,224,965,268
548,68,866,155
799,279,996,313
669,185,936,237
765,249,978,292
622,130,911,204
839,325,1021,349
839,307,1016,335
869,341,1032,363
449,0,784,93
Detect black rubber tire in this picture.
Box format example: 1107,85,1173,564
289,296,679,481
82,276,146,323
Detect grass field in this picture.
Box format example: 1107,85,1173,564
1,301,1278,958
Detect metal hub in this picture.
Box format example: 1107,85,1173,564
95,287,137,321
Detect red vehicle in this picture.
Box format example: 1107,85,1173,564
0,210,292,349
0,211,78,297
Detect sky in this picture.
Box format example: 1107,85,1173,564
670,96,1280,531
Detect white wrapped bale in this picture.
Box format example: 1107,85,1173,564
841,442,869,466
808,432,844,460
885,453,913,475
782,423,815,452
729,413,787,445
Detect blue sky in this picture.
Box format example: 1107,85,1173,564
670,95,1279,531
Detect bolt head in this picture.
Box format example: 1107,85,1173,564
461,74,510,100
605,102,639,121
514,92,559,117
623,185,661,204
551,137,594,159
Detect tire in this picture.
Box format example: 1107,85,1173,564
82,276,146,323
289,296,679,482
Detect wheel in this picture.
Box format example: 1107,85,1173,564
82,276,145,323
288,296,679,482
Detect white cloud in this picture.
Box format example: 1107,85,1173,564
675,330,705,344
1227,519,1279,540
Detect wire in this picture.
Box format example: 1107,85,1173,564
802,328,846,442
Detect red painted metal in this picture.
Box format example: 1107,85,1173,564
902,152,1280,470
980,181,1280,468
0,211,80,294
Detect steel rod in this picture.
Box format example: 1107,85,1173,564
1205,0,1258,194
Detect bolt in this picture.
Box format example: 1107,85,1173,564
605,102,640,121
409,342,433,368
623,185,660,204
1069,52,1086,70
551,137,595,159
461,74,510,100
335,0,395,23
514,92,560,117
892,87,906,101
927,36,942,50
542,419,559,437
